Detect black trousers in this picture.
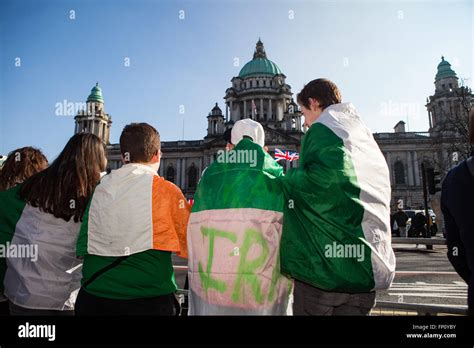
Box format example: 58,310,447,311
293,280,376,316
0,300,9,316
75,288,179,316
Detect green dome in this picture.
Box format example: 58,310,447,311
87,82,104,103
239,58,282,78
435,56,457,81
238,39,282,78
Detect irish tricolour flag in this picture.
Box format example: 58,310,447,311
280,102,396,292
187,138,293,315
77,163,189,258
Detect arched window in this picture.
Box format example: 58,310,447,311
166,165,175,183
188,164,197,189
394,161,405,185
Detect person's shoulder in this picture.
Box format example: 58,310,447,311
446,160,470,182
155,176,184,196
0,184,23,200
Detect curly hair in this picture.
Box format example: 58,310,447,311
0,147,48,191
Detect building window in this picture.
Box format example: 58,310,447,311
394,161,405,185
188,164,197,189
166,165,175,183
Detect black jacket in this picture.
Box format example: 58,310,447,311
441,159,474,315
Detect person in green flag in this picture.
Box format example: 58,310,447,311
280,78,396,315
187,119,293,315
0,146,48,315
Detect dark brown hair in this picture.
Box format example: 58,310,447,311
0,147,48,191
19,133,107,222
297,78,342,110
120,123,160,163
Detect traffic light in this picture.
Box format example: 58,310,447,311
426,168,441,195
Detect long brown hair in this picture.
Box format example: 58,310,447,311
19,133,107,222
0,147,48,191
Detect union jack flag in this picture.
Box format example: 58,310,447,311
274,148,299,162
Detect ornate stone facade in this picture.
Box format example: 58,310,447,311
375,57,473,227
96,40,304,198
74,47,472,225
74,83,112,144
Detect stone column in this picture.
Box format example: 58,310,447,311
176,159,181,187
260,98,263,121
385,152,392,185
407,152,414,186
230,101,233,121
159,159,164,177
226,104,228,122
244,100,247,118
181,158,186,189
269,99,272,120
251,99,255,119
199,157,203,180
413,151,420,186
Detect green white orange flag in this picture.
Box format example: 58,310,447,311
280,102,396,292
187,138,293,315
77,163,189,258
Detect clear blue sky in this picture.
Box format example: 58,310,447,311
0,0,472,160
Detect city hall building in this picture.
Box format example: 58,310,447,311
74,41,473,215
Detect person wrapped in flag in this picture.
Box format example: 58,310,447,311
75,123,190,316
0,133,106,315
187,119,293,315
280,79,396,315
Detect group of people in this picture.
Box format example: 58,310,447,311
0,78,399,316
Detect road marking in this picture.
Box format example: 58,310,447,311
388,293,466,299
387,281,467,300
396,271,458,275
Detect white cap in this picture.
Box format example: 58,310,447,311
231,119,265,147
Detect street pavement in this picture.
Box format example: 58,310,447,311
172,242,468,309
378,244,467,308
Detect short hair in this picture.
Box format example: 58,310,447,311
120,123,160,163
297,78,342,110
